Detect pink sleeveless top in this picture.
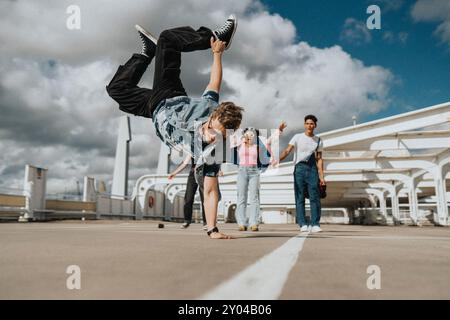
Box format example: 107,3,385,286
238,144,258,166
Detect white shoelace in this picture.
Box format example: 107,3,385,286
215,20,233,37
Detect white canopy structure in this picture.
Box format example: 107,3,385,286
133,102,450,226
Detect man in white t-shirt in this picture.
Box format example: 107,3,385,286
272,115,325,233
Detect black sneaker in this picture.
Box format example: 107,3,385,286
212,14,238,50
135,24,157,58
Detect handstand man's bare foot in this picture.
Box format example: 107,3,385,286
207,227,234,239
209,231,234,239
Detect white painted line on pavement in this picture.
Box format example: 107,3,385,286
200,233,308,300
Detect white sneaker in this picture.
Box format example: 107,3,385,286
311,226,322,233
180,222,190,229
300,225,309,232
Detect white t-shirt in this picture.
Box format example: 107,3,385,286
288,133,323,164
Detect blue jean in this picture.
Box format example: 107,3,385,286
236,166,261,227
294,156,321,227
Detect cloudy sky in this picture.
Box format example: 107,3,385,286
0,0,449,195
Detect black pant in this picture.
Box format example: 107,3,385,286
106,26,213,118
184,169,206,224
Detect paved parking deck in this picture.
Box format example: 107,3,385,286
0,221,449,299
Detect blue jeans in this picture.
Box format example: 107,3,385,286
294,156,321,227
236,166,261,227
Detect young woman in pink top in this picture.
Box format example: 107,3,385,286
231,122,286,231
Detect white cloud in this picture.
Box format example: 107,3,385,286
412,0,450,47
340,18,372,45
0,58,162,194
223,42,392,135
0,0,393,193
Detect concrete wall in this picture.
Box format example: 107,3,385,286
45,200,96,211
0,194,26,207
96,195,134,218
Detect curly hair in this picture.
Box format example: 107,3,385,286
211,101,243,130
